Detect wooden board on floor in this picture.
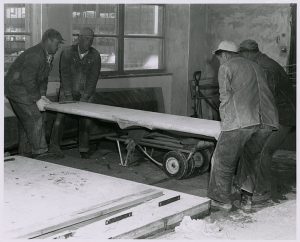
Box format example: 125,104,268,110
45,102,221,140
4,156,210,239
4,156,163,239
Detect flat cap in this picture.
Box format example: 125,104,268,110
79,27,94,37
239,39,259,52
42,28,65,43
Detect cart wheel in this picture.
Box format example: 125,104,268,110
193,148,213,175
184,155,196,179
163,151,188,179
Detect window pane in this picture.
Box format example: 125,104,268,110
5,35,31,72
4,4,30,73
72,4,118,35
124,38,163,70
72,36,118,71
5,4,27,32
94,37,118,71
125,5,163,36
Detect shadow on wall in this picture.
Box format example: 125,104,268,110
206,55,220,83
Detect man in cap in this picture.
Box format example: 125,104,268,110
236,39,296,202
207,40,279,212
5,28,64,159
50,27,101,159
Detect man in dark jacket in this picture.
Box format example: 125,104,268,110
50,27,101,159
207,41,278,212
237,39,296,202
5,28,64,159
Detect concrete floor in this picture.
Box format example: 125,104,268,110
43,139,296,200
45,140,210,197
30,139,297,239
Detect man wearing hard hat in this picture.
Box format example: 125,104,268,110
207,40,279,212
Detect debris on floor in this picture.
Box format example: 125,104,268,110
159,192,296,240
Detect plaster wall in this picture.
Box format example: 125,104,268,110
165,5,190,116
4,4,293,118
206,4,291,67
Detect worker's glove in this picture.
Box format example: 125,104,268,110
36,98,49,112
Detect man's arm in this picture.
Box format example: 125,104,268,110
21,53,42,103
59,49,73,101
218,65,230,106
40,76,49,97
81,52,101,102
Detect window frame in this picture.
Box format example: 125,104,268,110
4,4,32,73
72,4,166,76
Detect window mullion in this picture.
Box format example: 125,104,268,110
118,4,125,73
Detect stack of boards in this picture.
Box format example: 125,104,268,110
4,156,210,239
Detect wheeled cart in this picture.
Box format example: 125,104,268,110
45,102,220,179
106,131,215,179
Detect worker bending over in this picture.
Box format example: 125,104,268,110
235,39,296,203
207,41,278,212
5,29,64,159
50,27,101,159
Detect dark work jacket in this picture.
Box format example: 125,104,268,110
59,45,101,102
218,56,279,131
254,52,296,126
5,43,53,104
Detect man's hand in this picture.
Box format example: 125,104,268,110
36,97,51,111
41,95,52,104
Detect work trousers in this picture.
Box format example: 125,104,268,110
9,99,48,155
50,113,92,153
236,125,293,196
207,125,272,204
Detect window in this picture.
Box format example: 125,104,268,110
4,4,31,72
72,4,165,74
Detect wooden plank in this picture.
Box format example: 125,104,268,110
45,102,221,140
4,156,164,239
70,191,210,239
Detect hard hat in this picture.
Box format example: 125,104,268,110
213,41,238,54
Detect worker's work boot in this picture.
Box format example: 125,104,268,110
80,152,90,159
48,144,65,158
210,200,232,212
32,151,62,160
240,190,253,213
252,191,271,204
